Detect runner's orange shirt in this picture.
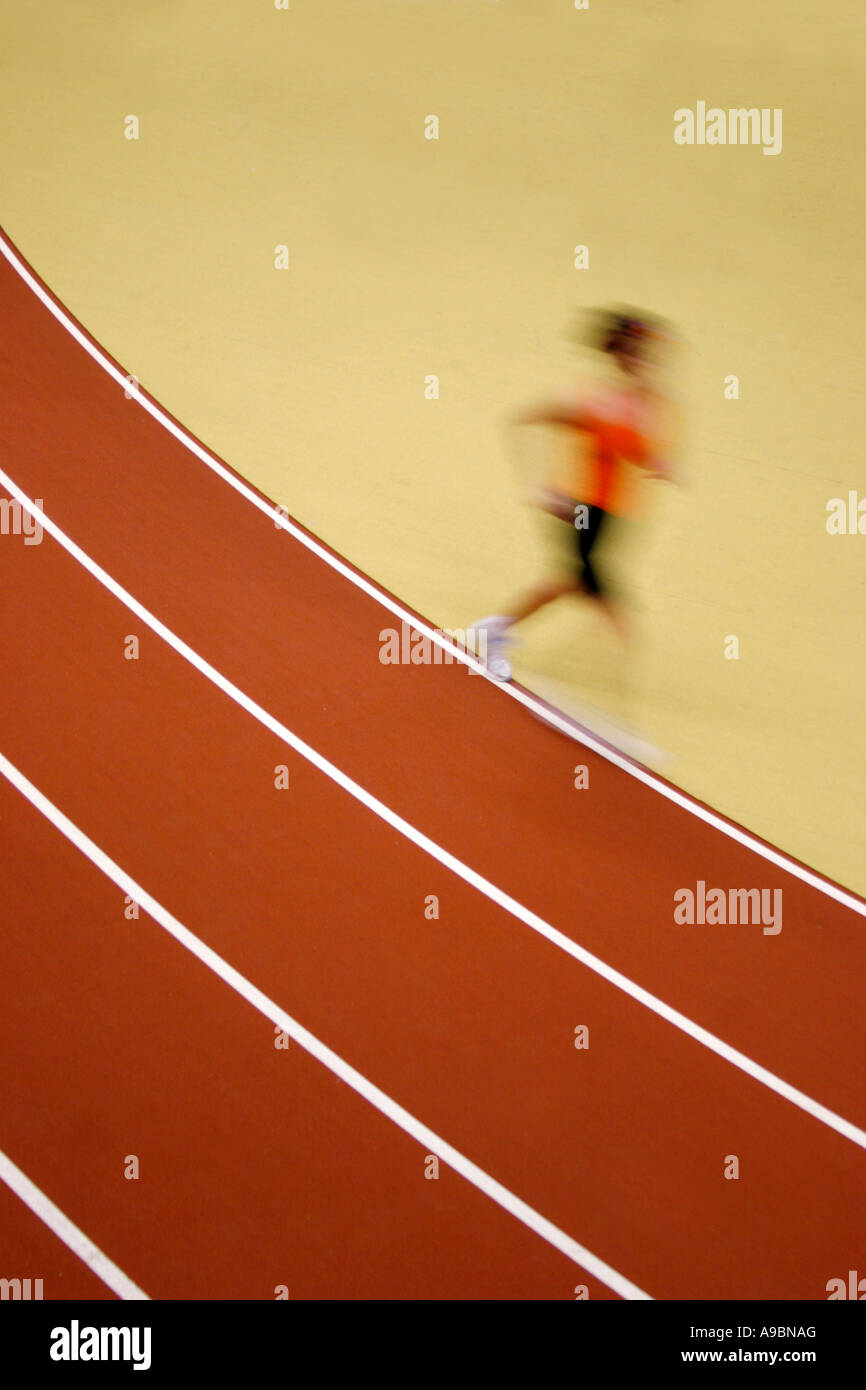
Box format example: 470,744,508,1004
570,393,654,516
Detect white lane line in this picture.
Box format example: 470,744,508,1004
0,228,861,913
3,472,866,1157
0,751,651,1301
0,1148,149,1300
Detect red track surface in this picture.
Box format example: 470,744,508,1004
1,236,864,1300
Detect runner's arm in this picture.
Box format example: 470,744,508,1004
511,401,587,429
508,393,590,516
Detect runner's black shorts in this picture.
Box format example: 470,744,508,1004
572,502,608,596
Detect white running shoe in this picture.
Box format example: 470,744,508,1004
467,615,514,682
487,653,513,682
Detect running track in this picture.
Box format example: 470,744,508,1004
1,232,864,1301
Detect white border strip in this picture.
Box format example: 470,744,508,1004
0,749,651,1301
0,229,861,914
0,1147,150,1300
3,471,865,1156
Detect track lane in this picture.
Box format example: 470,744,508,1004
0,776,606,1300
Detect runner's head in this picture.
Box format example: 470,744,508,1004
600,311,655,375
578,307,670,378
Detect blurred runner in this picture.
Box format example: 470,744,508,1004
470,308,678,681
